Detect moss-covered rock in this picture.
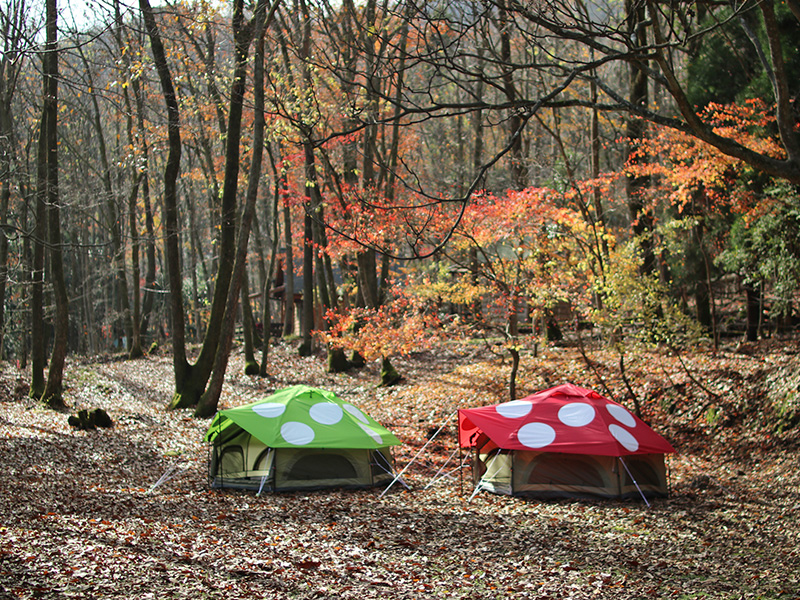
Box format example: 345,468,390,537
379,357,403,387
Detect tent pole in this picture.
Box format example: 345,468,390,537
257,448,273,496
468,448,503,502
379,411,456,498
459,447,463,499
619,457,650,507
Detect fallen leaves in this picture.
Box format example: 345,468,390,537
0,339,798,598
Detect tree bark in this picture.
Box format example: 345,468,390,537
195,0,273,418
625,0,656,276
40,0,68,410
139,0,189,395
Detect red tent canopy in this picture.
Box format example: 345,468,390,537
458,383,676,457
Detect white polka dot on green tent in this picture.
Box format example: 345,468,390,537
558,402,595,427
606,404,636,428
309,402,343,425
281,421,315,445
609,424,639,452
343,404,369,424
253,402,286,418
518,422,556,448
496,400,533,419
358,423,383,444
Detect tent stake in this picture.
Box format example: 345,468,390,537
147,462,187,494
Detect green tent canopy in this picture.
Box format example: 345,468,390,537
205,385,401,492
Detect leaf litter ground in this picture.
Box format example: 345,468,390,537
0,339,798,599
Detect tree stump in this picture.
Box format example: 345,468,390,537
68,408,113,430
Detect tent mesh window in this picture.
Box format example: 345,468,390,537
525,454,607,488
511,452,619,498
274,449,373,490
218,446,245,478
287,453,358,480
619,454,668,496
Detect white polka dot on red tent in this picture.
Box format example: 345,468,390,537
281,421,315,445
310,402,343,425
558,402,595,427
253,403,286,418
496,400,533,419
518,422,556,448
609,424,639,452
606,404,636,428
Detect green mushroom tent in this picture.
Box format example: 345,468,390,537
204,385,401,493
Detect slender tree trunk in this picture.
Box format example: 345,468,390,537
40,0,67,410
299,207,315,355
260,143,283,376
625,0,656,275
79,224,97,354
30,88,48,399
196,0,271,417
0,129,11,360
115,0,143,358
130,68,158,345
140,0,189,394
745,280,761,342
0,0,26,361
241,268,259,374
498,0,526,191
282,200,295,335
174,0,261,409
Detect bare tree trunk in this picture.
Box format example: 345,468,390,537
282,200,295,335
195,0,273,418
130,63,158,346
0,2,23,359
114,0,144,358
498,0,527,191
30,85,47,400
40,0,67,410
241,268,259,374
140,0,189,395
260,143,283,376
625,0,656,275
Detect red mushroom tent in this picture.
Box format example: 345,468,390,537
458,384,676,500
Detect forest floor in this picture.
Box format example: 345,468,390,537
0,335,799,599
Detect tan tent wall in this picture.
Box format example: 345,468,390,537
274,448,394,490
209,427,395,492
473,450,668,499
